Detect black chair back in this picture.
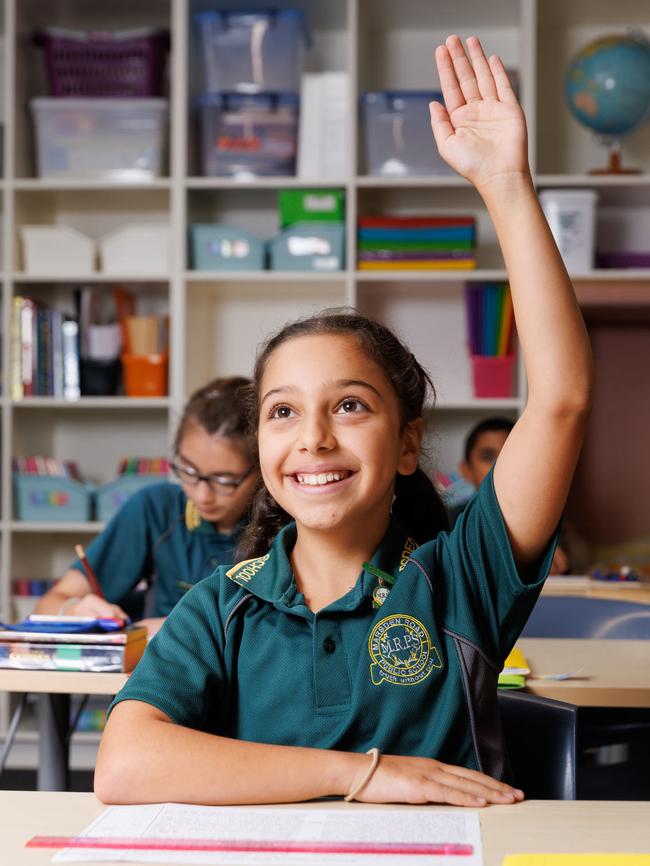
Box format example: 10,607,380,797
498,690,577,799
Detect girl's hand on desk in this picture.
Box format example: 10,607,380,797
352,753,524,807
430,35,529,193
68,593,128,621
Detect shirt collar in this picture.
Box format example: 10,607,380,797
225,518,419,609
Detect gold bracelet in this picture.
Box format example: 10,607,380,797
344,747,381,802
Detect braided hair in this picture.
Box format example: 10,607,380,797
236,310,449,561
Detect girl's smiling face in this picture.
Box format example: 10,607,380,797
258,333,422,536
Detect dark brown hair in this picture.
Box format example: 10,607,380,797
174,376,255,462
236,310,449,560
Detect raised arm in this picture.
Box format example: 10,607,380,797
430,36,594,570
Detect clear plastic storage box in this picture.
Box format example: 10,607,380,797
31,97,168,180
198,93,298,178
361,91,454,177
195,9,308,93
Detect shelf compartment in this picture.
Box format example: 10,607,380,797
185,278,347,396
356,280,520,408
537,0,650,175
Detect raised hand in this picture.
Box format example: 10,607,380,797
430,35,529,191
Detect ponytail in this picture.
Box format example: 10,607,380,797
235,483,291,561
393,469,449,546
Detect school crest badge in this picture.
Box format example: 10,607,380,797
368,614,442,686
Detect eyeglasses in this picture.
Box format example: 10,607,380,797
170,461,255,496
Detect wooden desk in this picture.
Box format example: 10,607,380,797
1,792,649,866
519,638,650,707
542,578,650,606
0,671,127,792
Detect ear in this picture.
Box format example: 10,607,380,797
459,460,474,484
398,418,424,476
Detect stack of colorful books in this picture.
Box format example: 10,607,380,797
357,215,476,270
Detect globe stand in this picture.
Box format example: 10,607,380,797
589,138,640,175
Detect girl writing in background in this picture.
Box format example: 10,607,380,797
36,377,258,637
95,36,593,805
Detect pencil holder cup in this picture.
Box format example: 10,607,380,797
471,355,515,398
121,351,168,397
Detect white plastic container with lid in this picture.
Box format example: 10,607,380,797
539,189,598,273
30,97,168,180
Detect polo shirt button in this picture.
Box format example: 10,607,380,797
323,637,336,654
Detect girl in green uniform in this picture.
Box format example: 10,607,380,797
96,37,593,805
36,377,258,637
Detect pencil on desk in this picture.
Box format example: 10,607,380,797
74,544,104,599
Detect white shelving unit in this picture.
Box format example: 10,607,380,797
1,0,650,768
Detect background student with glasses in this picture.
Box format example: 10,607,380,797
35,377,259,637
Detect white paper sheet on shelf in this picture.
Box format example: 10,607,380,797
52,803,483,865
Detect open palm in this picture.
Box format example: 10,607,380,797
430,36,528,190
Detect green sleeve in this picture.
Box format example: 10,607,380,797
428,467,558,662
69,487,156,602
108,577,226,729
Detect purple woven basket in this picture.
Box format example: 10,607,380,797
34,29,170,97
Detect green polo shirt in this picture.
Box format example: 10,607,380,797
70,483,241,617
111,470,556,778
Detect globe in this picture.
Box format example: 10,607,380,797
565,33,650,172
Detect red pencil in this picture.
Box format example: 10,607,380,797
74,544,104,599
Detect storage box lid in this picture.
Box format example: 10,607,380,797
30,97,168,110
361,90,442,106
194,9,311,45
197,92,299,109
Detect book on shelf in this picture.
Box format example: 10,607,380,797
11,296,80,399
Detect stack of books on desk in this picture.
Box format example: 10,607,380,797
0,618,147,672
357,215,476,270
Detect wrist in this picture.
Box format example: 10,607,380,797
477,169,535,208
57,596,81,615
327,749,369,797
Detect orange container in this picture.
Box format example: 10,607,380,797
470,355,515,398
122,352,168,397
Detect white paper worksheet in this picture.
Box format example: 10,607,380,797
52,804,483,866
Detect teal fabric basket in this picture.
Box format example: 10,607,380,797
14,474,93,522
190,224,266,271
269,221,345,271
95,474,168,523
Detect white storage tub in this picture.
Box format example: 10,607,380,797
100,223,170,275
20,225,95,275
539,189,598,272
30,97,168,180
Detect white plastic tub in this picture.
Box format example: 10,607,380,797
30,97,168,180
20,225,95,275
100,223,170,275
539,189,598,272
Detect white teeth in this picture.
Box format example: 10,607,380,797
296,471,349,486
